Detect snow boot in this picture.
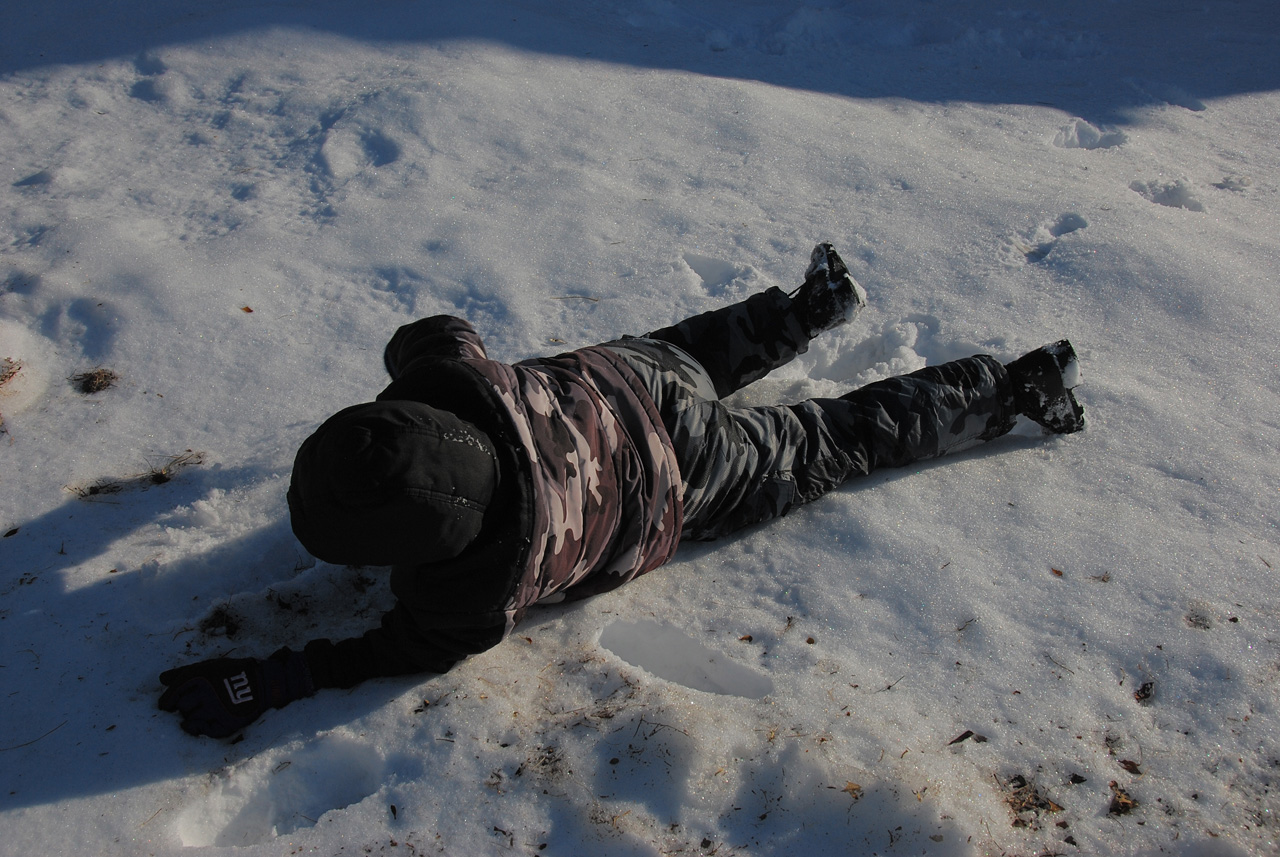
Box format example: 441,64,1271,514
791,242,867,338
1005,340,1085,434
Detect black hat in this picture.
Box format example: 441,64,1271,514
288,400,499,566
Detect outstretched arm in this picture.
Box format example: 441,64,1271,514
158,605,506,738
302,604,505,689
158,647,314,739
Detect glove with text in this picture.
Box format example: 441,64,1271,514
158,648,314,738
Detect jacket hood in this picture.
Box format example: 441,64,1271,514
288,400,499,567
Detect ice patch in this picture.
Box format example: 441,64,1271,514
173,736,384,847
600,619,773,698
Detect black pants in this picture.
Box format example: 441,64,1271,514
604,288,1017,541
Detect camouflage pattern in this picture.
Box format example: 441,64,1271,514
387,291,1017,605
381,315,683,627
607,288,1018,540
641,287,814,399
304,288,1020,685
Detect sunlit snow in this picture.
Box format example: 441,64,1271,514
2,2,1278,855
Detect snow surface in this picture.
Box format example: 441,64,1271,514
2,1,1279,855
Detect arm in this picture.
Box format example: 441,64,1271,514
302,603,506,689
158,603,507,738
384,316,488,380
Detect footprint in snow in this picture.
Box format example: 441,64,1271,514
128,54,173,104
133,53,167,76
13,170,53,190
681,252,755,297
1003,213,1088,265
317,127,402,182
1214,175,1251,192
174,736,385,847
1130,179,1205,212
129,78,169,103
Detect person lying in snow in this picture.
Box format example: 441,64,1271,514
159,243,1085,738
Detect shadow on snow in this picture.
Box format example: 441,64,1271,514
2,0,1278,126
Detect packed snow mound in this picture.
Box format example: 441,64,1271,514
600,619,773,698
1052,119,1127,149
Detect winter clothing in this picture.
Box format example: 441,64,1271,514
159,243,1084,737
292,312,685,688
1006,340,1086,433
288,400,500,567
609,288,1019,541
793,241,868,339
158,648,314,738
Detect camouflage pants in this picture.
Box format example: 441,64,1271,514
604,288,1017,541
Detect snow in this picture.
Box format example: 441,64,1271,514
1,1,1278,855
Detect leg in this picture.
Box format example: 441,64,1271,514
680,355,1017,541
643,287,811,399
644,244,866,399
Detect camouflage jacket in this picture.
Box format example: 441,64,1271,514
304,316,683,687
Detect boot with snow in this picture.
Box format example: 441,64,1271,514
790,242,867,338
1005,340,1085,434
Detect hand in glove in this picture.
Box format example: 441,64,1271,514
158,648,314,738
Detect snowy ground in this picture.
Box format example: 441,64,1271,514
2,2,1279,855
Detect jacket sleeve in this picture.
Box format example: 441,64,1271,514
384,316,489,380
301,602,507,689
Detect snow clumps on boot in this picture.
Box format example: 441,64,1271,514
792,242,868,338
1006,340,1085,434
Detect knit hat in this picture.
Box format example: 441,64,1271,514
288,400,499,566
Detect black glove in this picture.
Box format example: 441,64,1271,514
158,648,315,738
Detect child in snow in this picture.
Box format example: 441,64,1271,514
159,243,1084,738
